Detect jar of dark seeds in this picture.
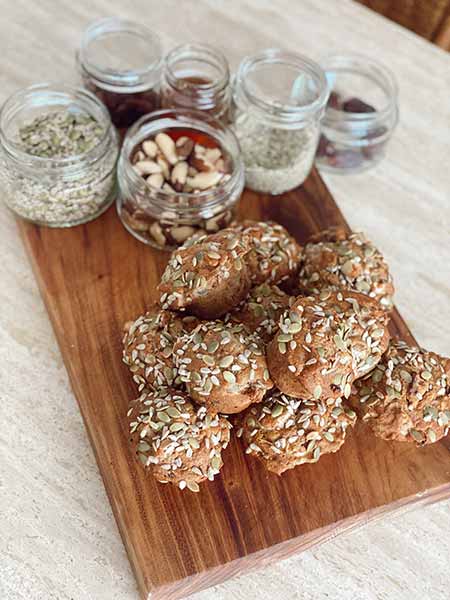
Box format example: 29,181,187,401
315,55,399,173
77,17,162,130
232,49,329,194
117,109,244,250
160,43,231,124
0,83,118,227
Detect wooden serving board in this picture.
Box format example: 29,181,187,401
18,169,450,600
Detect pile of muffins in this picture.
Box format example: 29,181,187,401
123,222,450,491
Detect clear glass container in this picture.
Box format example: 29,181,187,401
315,54,399,173
117,109,244,250
232,49,329,194
77,17,162,130
0,83,118,227
160,43,231,123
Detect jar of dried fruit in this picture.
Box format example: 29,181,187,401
117,109,244,250
315,55,399,173
232,49,329,194
160,43,231,124
77,17,163,130
0,83,118,227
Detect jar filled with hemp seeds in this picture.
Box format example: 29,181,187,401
232,49,329,194
0,83,118,227
160,43,231,123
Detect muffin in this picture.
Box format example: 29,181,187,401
237,388,356,474
298,227,394,310
122,307,198,390
158,228,252,319
174,320,273,414
266,290,390,400
352,340,450,445
128,387,231,491
232,220,302,285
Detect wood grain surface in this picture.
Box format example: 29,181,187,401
17,169,450,600
356,0,450,49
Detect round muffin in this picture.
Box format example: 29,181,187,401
352,341,450,445
298,227,394,310
158,228,252,319
232,220,302,285
174,321,273,414
128,387,231,491
228,283,295,343
266,290,390,400
236,388,357,474
122,307,198,391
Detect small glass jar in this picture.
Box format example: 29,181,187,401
232,49,329,194
160,44,231,123
117,109,244,250
315,55,399,173
77,17,162,130
0,83,118,227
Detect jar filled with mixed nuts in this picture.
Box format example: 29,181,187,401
160,43,231,123
315,55,399,173
232,49,329,194
0,83,118,227
77,17,162,129
117,109,244,249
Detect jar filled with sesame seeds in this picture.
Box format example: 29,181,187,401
0,83,118,227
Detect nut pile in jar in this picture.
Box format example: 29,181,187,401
316,91,388,170
121,128,233,248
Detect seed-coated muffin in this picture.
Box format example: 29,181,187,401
122,307,198,391
174,321,273,414
352,341,450,445
232,220,302,285
158,228,252,319
298,227,394,310
236,388,357,474
228,283,295,343
128,387,231,491
266,290,390,400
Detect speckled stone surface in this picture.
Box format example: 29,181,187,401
1,1,449,599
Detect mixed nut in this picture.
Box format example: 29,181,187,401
120,128,235,248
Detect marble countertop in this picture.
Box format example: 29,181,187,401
1,1,449,598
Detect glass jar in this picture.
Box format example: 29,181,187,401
0,83,118,227
315,55,399,173
117,109,244,250
160,44,231,123
77,17,162,130
232,49,329,194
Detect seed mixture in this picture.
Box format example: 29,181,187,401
233,114,319,194
298,227,394,310
236,388,356,474
128,387,231,490
173,320,272,414
121,129,235,249
352,341,450,445
2,108,117,226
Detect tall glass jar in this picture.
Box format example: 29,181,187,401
160,44,231,123
77,17,163,129
0,83,118,227
117,109,244,250
232,49,329,194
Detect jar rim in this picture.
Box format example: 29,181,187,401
320,53,398,125
163,43,230,93
77,17,163,91
235,48,329,123
119,108,244,210
0,82,113,170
